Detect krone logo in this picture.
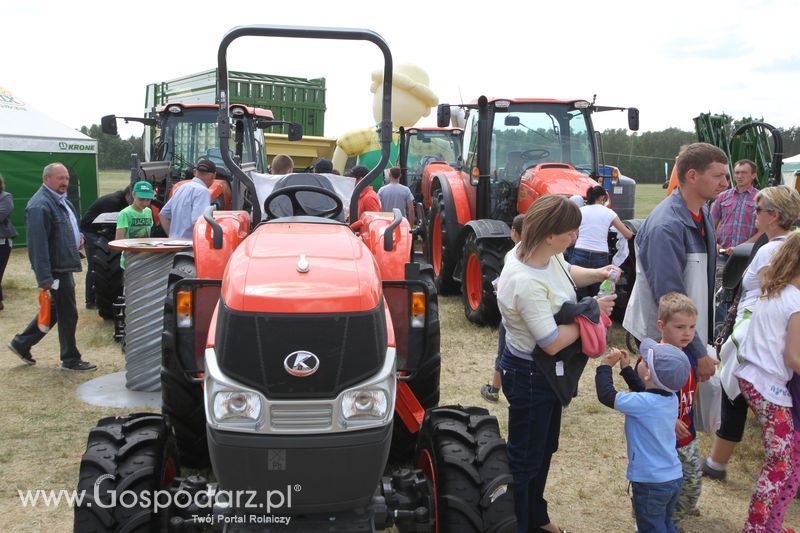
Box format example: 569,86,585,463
283,351,320,377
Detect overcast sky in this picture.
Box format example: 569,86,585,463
4,0,800,142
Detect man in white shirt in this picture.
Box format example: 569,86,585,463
160,159,215,239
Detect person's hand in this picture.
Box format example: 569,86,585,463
725,246,734,256
79,234,85,250
675,420,691,441
596,264,618,283
601,348,623,367
596,294,617,315
696,354,718,382
619,350,631,369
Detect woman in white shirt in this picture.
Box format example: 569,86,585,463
571,185,633,298
705,185,800,480
497,194,616,533
734,232,800,532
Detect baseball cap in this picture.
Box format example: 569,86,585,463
639,338,691,392
196,159,217,174
350,165,369,179
132,181,154,199
313,158,333,173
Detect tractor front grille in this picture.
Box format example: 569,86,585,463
269,404,334,431
214,299,388,400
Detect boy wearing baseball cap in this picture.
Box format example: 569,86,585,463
595,339,691,532
115,181,154,268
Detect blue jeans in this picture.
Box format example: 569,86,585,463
500,348,561,532
631,478,682,533
570,248,609,299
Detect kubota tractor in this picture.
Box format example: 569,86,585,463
398,126,463,204
74,26,515,533
423,97,639,326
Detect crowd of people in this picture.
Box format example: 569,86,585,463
490,142,800,532
5,143,800,531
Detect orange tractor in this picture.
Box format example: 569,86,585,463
422,97,639,325
74,26,516,532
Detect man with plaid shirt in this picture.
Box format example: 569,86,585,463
710,159,761,321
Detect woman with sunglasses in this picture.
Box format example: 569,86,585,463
704,185,800,481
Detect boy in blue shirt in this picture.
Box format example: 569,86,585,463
595,339,691,532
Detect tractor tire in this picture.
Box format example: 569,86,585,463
92,236,123,320
161,254,209,469
415,406,516,533
74,413,178,532
426,190,460,295
389,264,441,462
461,232,504,327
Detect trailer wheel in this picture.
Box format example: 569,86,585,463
390,264,441,462
161,254,209,469
74,413,178,532
92,235,123,320
427,190,459,294
416,406,516,533
461,233,503,327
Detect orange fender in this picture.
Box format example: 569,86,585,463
193,210,250,279
432,169,473,225
357,211,413,282
517,163,596,214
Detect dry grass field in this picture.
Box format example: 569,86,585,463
0,178,796,531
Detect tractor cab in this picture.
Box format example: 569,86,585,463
400,127,463,202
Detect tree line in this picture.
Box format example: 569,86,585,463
80,124,143,170
600,126,800,184
83,122,800,181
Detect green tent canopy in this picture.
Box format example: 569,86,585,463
0,86,98,245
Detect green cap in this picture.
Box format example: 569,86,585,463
132,181,154,199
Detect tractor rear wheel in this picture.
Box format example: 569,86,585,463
161,254,209,469
415,406,516,533
390,264,441,462
461,233,503,327
74,413,178,532
92,235,123,320
426,190,459,295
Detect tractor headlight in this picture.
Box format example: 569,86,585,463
341,389,388,420
213,391,262,422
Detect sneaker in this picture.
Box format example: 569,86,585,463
85,302,97,310
8,342,35,365
480,383,500,402
701,458,727,481
60,360,97,372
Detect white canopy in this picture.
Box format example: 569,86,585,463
0,86,96,153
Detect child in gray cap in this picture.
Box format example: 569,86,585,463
595,339,691,533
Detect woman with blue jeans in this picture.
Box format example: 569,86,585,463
571,185,633,299
496,195,616,533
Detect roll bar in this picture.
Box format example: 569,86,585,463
216,25,393,229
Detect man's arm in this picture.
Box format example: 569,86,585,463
406,200,415,225
26,205,53,288
160,198,173,235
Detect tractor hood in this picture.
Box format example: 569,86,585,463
523,163,598,197
221,221,382,314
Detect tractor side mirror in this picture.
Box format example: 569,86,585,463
287,123,303,142
504,116,520,127
628,108,640,131
437,104,451,128
101,115,118,136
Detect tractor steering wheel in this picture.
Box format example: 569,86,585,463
264,185,343,220
519,148,551,162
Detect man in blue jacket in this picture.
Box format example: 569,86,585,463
623,143,729,382
8,163,96,371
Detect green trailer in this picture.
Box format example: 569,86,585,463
0,87,98,245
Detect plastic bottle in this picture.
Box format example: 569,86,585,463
598,267,620,297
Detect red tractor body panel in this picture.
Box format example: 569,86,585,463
193,210,251,279
421,162,455,209
358,211,413,282
517,163,598,213
220,222,382,314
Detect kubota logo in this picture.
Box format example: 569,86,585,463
283,351,319,377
